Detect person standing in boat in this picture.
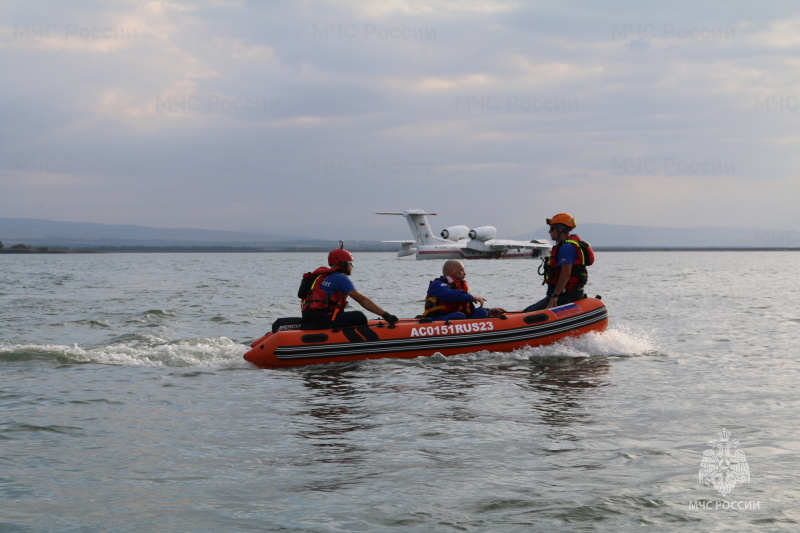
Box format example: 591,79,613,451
423,260,505,321
524,213,594,312
300,247,399,329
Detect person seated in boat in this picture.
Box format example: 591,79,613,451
300,247,399,330
524,213,594,312
423,260,505,321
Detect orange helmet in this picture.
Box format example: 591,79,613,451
546,213,576,229
328,248,354,267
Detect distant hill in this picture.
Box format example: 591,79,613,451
1,218,798,250
517,223,799,248
0,218,331,249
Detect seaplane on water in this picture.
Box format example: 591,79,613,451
377,209,552,260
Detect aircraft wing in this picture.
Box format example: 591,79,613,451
382,240,417,257
474,239,551,251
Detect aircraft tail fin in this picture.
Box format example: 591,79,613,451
376,209,442,246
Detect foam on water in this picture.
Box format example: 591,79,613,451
523,323,660,359
0,337,250,369
433,323,659,365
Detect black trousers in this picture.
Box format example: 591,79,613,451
523,288,586,313
302,310,368,330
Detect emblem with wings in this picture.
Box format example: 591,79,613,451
699,428,750,496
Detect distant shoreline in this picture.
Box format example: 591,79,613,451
2,246,798,254
0,249,98,254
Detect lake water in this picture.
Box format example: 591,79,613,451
2,251,799,532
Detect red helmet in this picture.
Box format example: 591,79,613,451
328,248,354,267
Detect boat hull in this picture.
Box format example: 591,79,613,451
244,298,608,369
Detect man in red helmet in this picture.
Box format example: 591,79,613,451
301,247,399,329
524,213,592,312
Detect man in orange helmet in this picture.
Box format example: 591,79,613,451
301,247,399,329
524,213,592,312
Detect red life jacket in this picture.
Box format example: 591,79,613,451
543,234,594,292
423,276,475,318
300,266,348,318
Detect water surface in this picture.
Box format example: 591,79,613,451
2,252,799,531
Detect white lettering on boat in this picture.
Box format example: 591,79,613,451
410,321,494,337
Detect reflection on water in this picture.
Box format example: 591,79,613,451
421,366,482,423
527,356,611,438
293,368,377,492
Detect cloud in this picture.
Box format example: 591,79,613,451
1,0,799,235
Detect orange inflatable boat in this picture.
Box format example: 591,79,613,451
244,298,608,369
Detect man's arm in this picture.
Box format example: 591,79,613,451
428,280,479,303
348,289,387,317
547,264,572,308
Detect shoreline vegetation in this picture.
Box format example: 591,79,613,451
1,245,798,254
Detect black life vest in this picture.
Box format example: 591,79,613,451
423,276,475,318
541,234,594,292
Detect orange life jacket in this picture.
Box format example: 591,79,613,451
543,234,594,292
423,276,475,318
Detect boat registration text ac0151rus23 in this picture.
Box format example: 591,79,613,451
410,321,495,337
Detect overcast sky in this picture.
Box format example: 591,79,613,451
2,0,799,240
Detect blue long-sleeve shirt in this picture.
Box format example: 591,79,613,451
427,277,475,303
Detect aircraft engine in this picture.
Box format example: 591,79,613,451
468,226,497,241
440,225,470,241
